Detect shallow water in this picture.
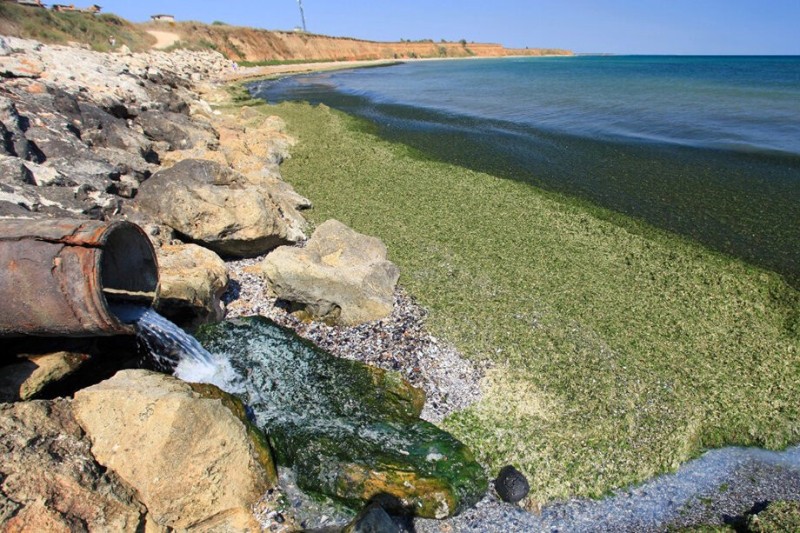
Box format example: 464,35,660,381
416,445,800,532
250,56,800,285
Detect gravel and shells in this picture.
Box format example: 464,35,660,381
224,254,800,533
223,254,487,423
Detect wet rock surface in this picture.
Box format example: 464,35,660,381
225,256,486,424
195,317,488,518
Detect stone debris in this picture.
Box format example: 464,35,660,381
226,255,486,424
0,34,310,324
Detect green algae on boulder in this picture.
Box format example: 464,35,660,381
195,316,487,518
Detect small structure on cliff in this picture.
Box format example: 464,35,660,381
6,0,46,8
151,13,175,22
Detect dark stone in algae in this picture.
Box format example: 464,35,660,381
495,465,530,504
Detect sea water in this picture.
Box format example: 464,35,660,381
250,56,800,283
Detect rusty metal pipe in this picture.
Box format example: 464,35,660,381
0,218,158,337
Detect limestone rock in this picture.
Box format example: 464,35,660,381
261,219,400,325
0,400,148,531
156,243,229,325
72,369,276,530
0,55,44,78
136,158,303,257
197,318,487,519
0,154,34,184
0,351,88,402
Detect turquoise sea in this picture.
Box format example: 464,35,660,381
250,56,800,284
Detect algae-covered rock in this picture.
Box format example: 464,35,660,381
196,317,487,518
747,501,800,532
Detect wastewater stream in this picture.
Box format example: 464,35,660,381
117,305,800,531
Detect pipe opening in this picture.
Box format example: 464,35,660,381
101,223,158,313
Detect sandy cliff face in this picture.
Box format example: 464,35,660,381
157,22,571,62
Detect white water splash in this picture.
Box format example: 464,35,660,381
112,304,242,392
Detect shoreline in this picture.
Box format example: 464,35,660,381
0,33,797,531
223,53,574,83
241,96,800,529
247,60,800,287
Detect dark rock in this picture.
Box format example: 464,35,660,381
101,99,136,120
0,96,43,162
48,155,121,191
0,155,34,184
0,121,13,155
23,124,83,160
77,102,153,158
196,317,488,518
93,147,155,184
494,465,530,504
343,502,400,533
0,200,32,217
49,87,82,125
136,110,218,151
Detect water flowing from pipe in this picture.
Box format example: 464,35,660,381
112,304,242,392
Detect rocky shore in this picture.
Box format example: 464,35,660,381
2,35,798,533
0,35,493,531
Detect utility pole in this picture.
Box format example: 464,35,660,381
297,0,307,32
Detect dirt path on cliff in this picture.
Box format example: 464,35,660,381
147,30,180,49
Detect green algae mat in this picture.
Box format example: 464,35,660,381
226,98,800,503
196,317,487,518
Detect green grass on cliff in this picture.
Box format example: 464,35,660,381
226,96,800,503
0,3,152,51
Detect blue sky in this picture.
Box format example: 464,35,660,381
96,0,799,55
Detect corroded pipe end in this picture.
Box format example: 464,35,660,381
0,218,158,337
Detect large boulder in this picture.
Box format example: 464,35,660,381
261,219,400,325
135,158,305,257
0,400,148,531
155,243,229,326
72,369,276,530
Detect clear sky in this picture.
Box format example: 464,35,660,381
95,0,799,55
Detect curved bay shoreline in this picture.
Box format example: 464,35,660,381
0,34,797,530
234,71,800,530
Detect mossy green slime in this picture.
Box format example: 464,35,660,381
224,99,800,503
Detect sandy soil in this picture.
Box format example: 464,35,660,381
147,30,180,49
